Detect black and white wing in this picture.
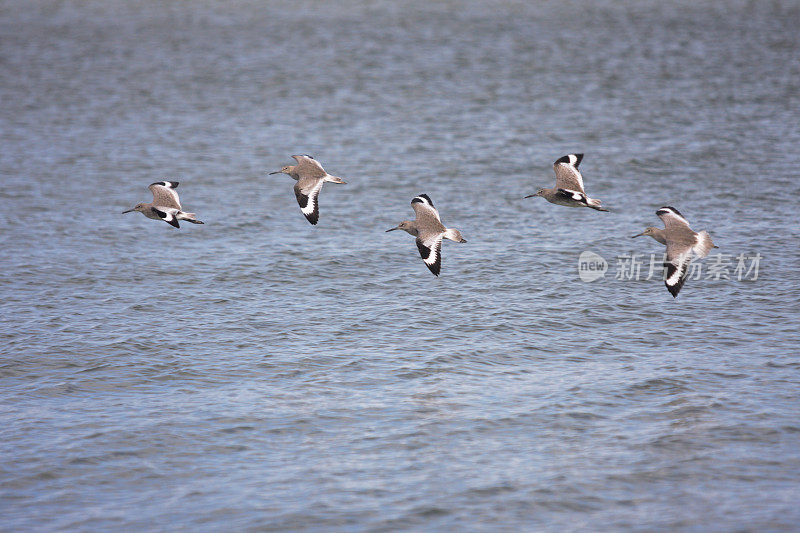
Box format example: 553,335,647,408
553,154,585,193
655,206,692,231
556,188,591,205
151,207,180,228
410,193,441,222
664,245,692,298
415,232,444,276
291,155,326,180
149,181,182,210
293,178,325,225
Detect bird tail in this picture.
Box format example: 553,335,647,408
324,175,347,184
587,198,609,212
443,228,467,243
177,211,204,224
693,231,715,258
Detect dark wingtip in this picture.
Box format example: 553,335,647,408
412,193,434,207
665,282,680,297
150,181,179,188
664,261,687,297
657,206,684,218
555,153,583,167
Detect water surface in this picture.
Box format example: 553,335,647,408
2,0,800,530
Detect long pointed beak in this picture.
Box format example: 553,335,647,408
524,194,535,198
268,171,281,175
386,227,399,232
631,232,644,238
122,209,134,214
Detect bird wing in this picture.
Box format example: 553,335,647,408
410,193,442,223
149,181,182,210
293,178,325,225
657,206,711,258
415,230,444,277
151,206,181,228
664,244,692,298
556,188,590,204
553,154,585,193
656,206,693,231
291,155,326,179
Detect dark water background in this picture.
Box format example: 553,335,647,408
2,0,800,530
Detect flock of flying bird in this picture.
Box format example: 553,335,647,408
123,153,716,298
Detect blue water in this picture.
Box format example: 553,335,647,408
2,0,800,530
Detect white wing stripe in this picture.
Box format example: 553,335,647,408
300,195,317,215
666,254,689,285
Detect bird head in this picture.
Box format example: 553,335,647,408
631,227,658,238
122,203,146,214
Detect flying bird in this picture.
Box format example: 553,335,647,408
123,181,204,228
386,194,467,276
525,153,608,211
633,206,716,297
269,155,346,225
